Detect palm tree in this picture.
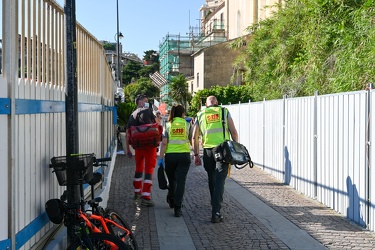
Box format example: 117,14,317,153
169,74,191,111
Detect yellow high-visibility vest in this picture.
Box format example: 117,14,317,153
165,117,190,153
197,106,230,148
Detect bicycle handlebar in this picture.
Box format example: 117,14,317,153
93,157,111,167
94,157,111,163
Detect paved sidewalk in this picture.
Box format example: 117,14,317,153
108,153,375,249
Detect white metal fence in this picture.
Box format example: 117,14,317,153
1,0,374,248
0,0,117,249
225,90,374,231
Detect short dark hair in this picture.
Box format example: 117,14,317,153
135,94,146,105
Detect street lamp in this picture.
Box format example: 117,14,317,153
116,0,123,87
115,31,123,87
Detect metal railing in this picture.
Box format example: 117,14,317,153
0,0,116,249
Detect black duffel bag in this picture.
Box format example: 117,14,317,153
213,140,254,169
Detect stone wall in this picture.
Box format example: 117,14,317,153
203,41,240,88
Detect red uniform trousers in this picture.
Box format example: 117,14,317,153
133,147,157,200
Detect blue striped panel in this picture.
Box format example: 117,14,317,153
0,238,11,249
0,98,113,115
0,98,11,114
15,99,65,114
15,212,50,249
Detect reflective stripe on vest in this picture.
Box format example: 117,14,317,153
165,117,190,153
197,106,230,148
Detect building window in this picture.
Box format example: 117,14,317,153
220,13,224,29
197,73,199,87
191,83,193,93
237,10,242,37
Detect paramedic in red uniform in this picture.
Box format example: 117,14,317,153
125,95,157,207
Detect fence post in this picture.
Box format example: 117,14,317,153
238,101,241,137
3,0,19,249
313,91,318,198
263,98,266,170
248,99,251,158
365,88,371,226
283,95,286,183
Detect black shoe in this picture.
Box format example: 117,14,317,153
141,198,155,207
211,212,224,223
133,193,142,201
167,196,174,209
174,207,182,217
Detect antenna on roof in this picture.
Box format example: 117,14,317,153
189,10,191,28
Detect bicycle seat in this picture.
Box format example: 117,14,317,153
88,196,103,207
88,172,102,185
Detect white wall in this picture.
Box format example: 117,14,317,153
192,51,205,94
225,0,281,40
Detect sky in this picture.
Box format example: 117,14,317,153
55,0,205,58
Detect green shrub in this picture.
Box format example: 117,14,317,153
116,101,136,127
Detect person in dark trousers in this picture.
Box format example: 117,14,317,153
158,105,192,217
192,96,239,223
125,94,157,207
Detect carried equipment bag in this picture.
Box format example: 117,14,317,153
128,122,163,149
213,140,254,169
212,107,254,169
157,161,169,190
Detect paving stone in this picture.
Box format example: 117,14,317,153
107,152,375,249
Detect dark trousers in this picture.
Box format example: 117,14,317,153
203,148,229,215
165,153,191,208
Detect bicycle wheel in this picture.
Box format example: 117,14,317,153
67,232,130,250
105,209,139,250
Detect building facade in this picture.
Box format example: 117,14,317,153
190,0,281,94
156,0,281,111
102,41,142,83
192,41,241,93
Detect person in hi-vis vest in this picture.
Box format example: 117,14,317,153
158,105,192,217
192,96,238,223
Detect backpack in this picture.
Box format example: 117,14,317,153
127,122,163,149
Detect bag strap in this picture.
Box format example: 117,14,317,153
135,112,142,126
135,109,156,125
221,107,226,140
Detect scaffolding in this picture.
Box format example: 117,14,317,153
158,27,226,104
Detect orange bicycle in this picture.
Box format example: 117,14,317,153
45,154,138,249
46,197,128,249
87,158,138,249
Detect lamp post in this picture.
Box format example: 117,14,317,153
115,31,123,87
116,0,123,87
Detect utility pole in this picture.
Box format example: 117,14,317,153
64,0,79,244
